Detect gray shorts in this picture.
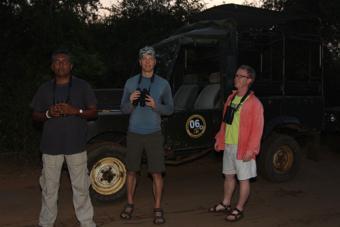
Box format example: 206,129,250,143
222,144,257,180
126,131,165,173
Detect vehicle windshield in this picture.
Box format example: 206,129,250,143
154,41,180,80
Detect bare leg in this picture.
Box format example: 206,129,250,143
210,174,236,212
235,179,250,211
151,173,163,208
222,174,236,206
225,179,249,221
127,171,137,204
120,171,137,219
152,173,166,224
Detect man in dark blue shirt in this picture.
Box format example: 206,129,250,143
31,49,97,227
120,46,174,225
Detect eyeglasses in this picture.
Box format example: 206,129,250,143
235,74,250,79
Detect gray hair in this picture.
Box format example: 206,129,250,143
238,65,256,81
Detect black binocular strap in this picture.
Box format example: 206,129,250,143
228,89,251,112
136,73,155,92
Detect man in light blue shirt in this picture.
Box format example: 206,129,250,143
120,46,174,225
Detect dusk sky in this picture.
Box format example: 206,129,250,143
99,0,247,16
101,0,246,9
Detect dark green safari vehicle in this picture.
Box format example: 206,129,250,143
86,4,325,202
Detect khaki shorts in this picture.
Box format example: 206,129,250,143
222,144,257,180
126,131,165,173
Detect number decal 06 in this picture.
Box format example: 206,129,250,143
185,114,207,138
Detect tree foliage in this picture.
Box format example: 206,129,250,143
0,0,105,155
89,0,204,87
0,0,204,155
257,0,340,58
3,0,339,156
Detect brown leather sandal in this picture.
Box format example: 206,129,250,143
120,203,134,220
153,208,166,225
208,202,231,213
225,208,244,222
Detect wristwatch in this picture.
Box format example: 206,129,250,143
79,109,84,115
45,110,52,119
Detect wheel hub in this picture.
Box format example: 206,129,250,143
90,157,126,195
273,145,294,173
100,167,115,183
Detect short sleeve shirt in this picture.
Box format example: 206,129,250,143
225,95,242,145
31,76,97,155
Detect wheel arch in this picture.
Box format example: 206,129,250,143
263,116,304,140
87,131,126,149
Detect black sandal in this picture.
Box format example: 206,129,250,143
153,208,166,225
208,202,231,213
225,208,244,222
120,203,134,220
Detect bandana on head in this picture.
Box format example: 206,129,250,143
139,46,156,59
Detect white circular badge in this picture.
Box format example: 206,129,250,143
185,114,207,138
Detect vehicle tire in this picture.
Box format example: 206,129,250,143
258,133,301,182
87,142,127,202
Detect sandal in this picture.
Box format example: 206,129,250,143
120,203,134,220
225,208,244,222
208,202,231,213
153,208,166,225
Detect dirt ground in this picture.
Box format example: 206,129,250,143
1,140,340,227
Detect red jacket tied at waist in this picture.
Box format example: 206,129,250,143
214,90,264,160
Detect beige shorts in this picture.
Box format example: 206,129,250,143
222,144,257,180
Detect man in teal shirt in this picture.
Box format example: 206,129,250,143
120,46,174,225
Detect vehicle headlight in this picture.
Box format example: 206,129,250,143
329,113,336,122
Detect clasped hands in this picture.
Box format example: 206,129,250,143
48,103,78,118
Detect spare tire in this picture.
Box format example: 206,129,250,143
87,142,127,202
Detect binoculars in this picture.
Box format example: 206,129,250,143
133,88,150,107
224,106,236,125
